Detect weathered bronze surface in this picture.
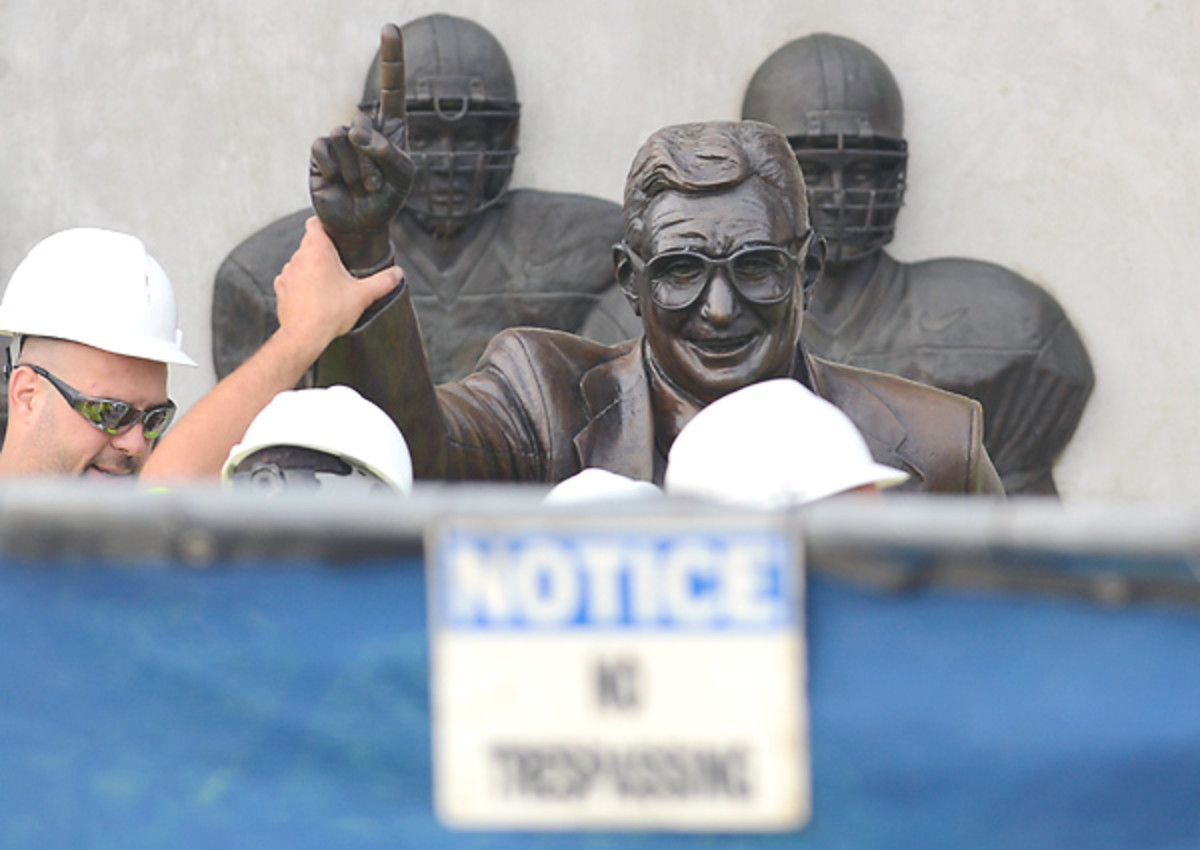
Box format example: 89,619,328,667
211,15,638,386
742,33,1094,496
308,85,1003,494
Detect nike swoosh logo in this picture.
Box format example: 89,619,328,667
918,308,967,333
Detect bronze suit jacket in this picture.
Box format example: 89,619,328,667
315,283,1004,495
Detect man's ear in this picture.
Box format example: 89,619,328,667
612,243,642,317
801,234,827,309
7,365,41,424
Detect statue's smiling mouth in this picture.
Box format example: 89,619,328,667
688,333,758,356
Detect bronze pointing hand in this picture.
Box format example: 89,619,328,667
309,23,415,275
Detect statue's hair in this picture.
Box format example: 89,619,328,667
623,120,810,253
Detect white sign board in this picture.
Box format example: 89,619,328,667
428,514,810,831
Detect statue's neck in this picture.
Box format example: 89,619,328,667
396,210,484,267
808,251,886,327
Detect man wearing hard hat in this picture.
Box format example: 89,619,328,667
221,386,413,495
665,378,909,507
0,218,398,480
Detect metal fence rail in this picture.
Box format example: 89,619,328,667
3,481,1199,607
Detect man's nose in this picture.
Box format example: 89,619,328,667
110,425,150,460
697,270,742,325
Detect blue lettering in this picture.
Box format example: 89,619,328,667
438,531,794,630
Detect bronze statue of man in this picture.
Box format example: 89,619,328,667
305,33,1002,495
742,33,1094,496
212,14,638,385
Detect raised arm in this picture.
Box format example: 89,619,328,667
306,23,551,482
140,218,400,482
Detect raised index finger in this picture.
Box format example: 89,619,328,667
377,23,406,125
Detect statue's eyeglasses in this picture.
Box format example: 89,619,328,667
622,235,811,311
10,363,176,440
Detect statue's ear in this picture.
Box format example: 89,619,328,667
802,234,826,308
613,243,642,317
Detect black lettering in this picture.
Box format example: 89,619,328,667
520,748,546,795
492,745,521,796
595,656,641,711
722,747,751,798
488,743,755,801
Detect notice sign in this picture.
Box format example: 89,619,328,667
427,514,810,831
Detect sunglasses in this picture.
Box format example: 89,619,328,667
230,449,389,495
622,235,810,311
14,363,176,440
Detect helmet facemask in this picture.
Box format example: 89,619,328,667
402,105,519,239
790,136,907,265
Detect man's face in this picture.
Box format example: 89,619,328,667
633,181,804,405
15,342,169,478
228,446,392,495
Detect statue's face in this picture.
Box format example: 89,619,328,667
634,181,803,405
790,144,905,264
402,111,518,238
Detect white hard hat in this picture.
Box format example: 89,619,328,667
544,468,663,505
0,228,195,365
665,378,908,508
222,386,414,493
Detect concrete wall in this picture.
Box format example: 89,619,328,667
0,0,1194,502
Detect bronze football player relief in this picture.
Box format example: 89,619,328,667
742,34,1093,496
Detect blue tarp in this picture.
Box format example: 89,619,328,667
2,555,1198,849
